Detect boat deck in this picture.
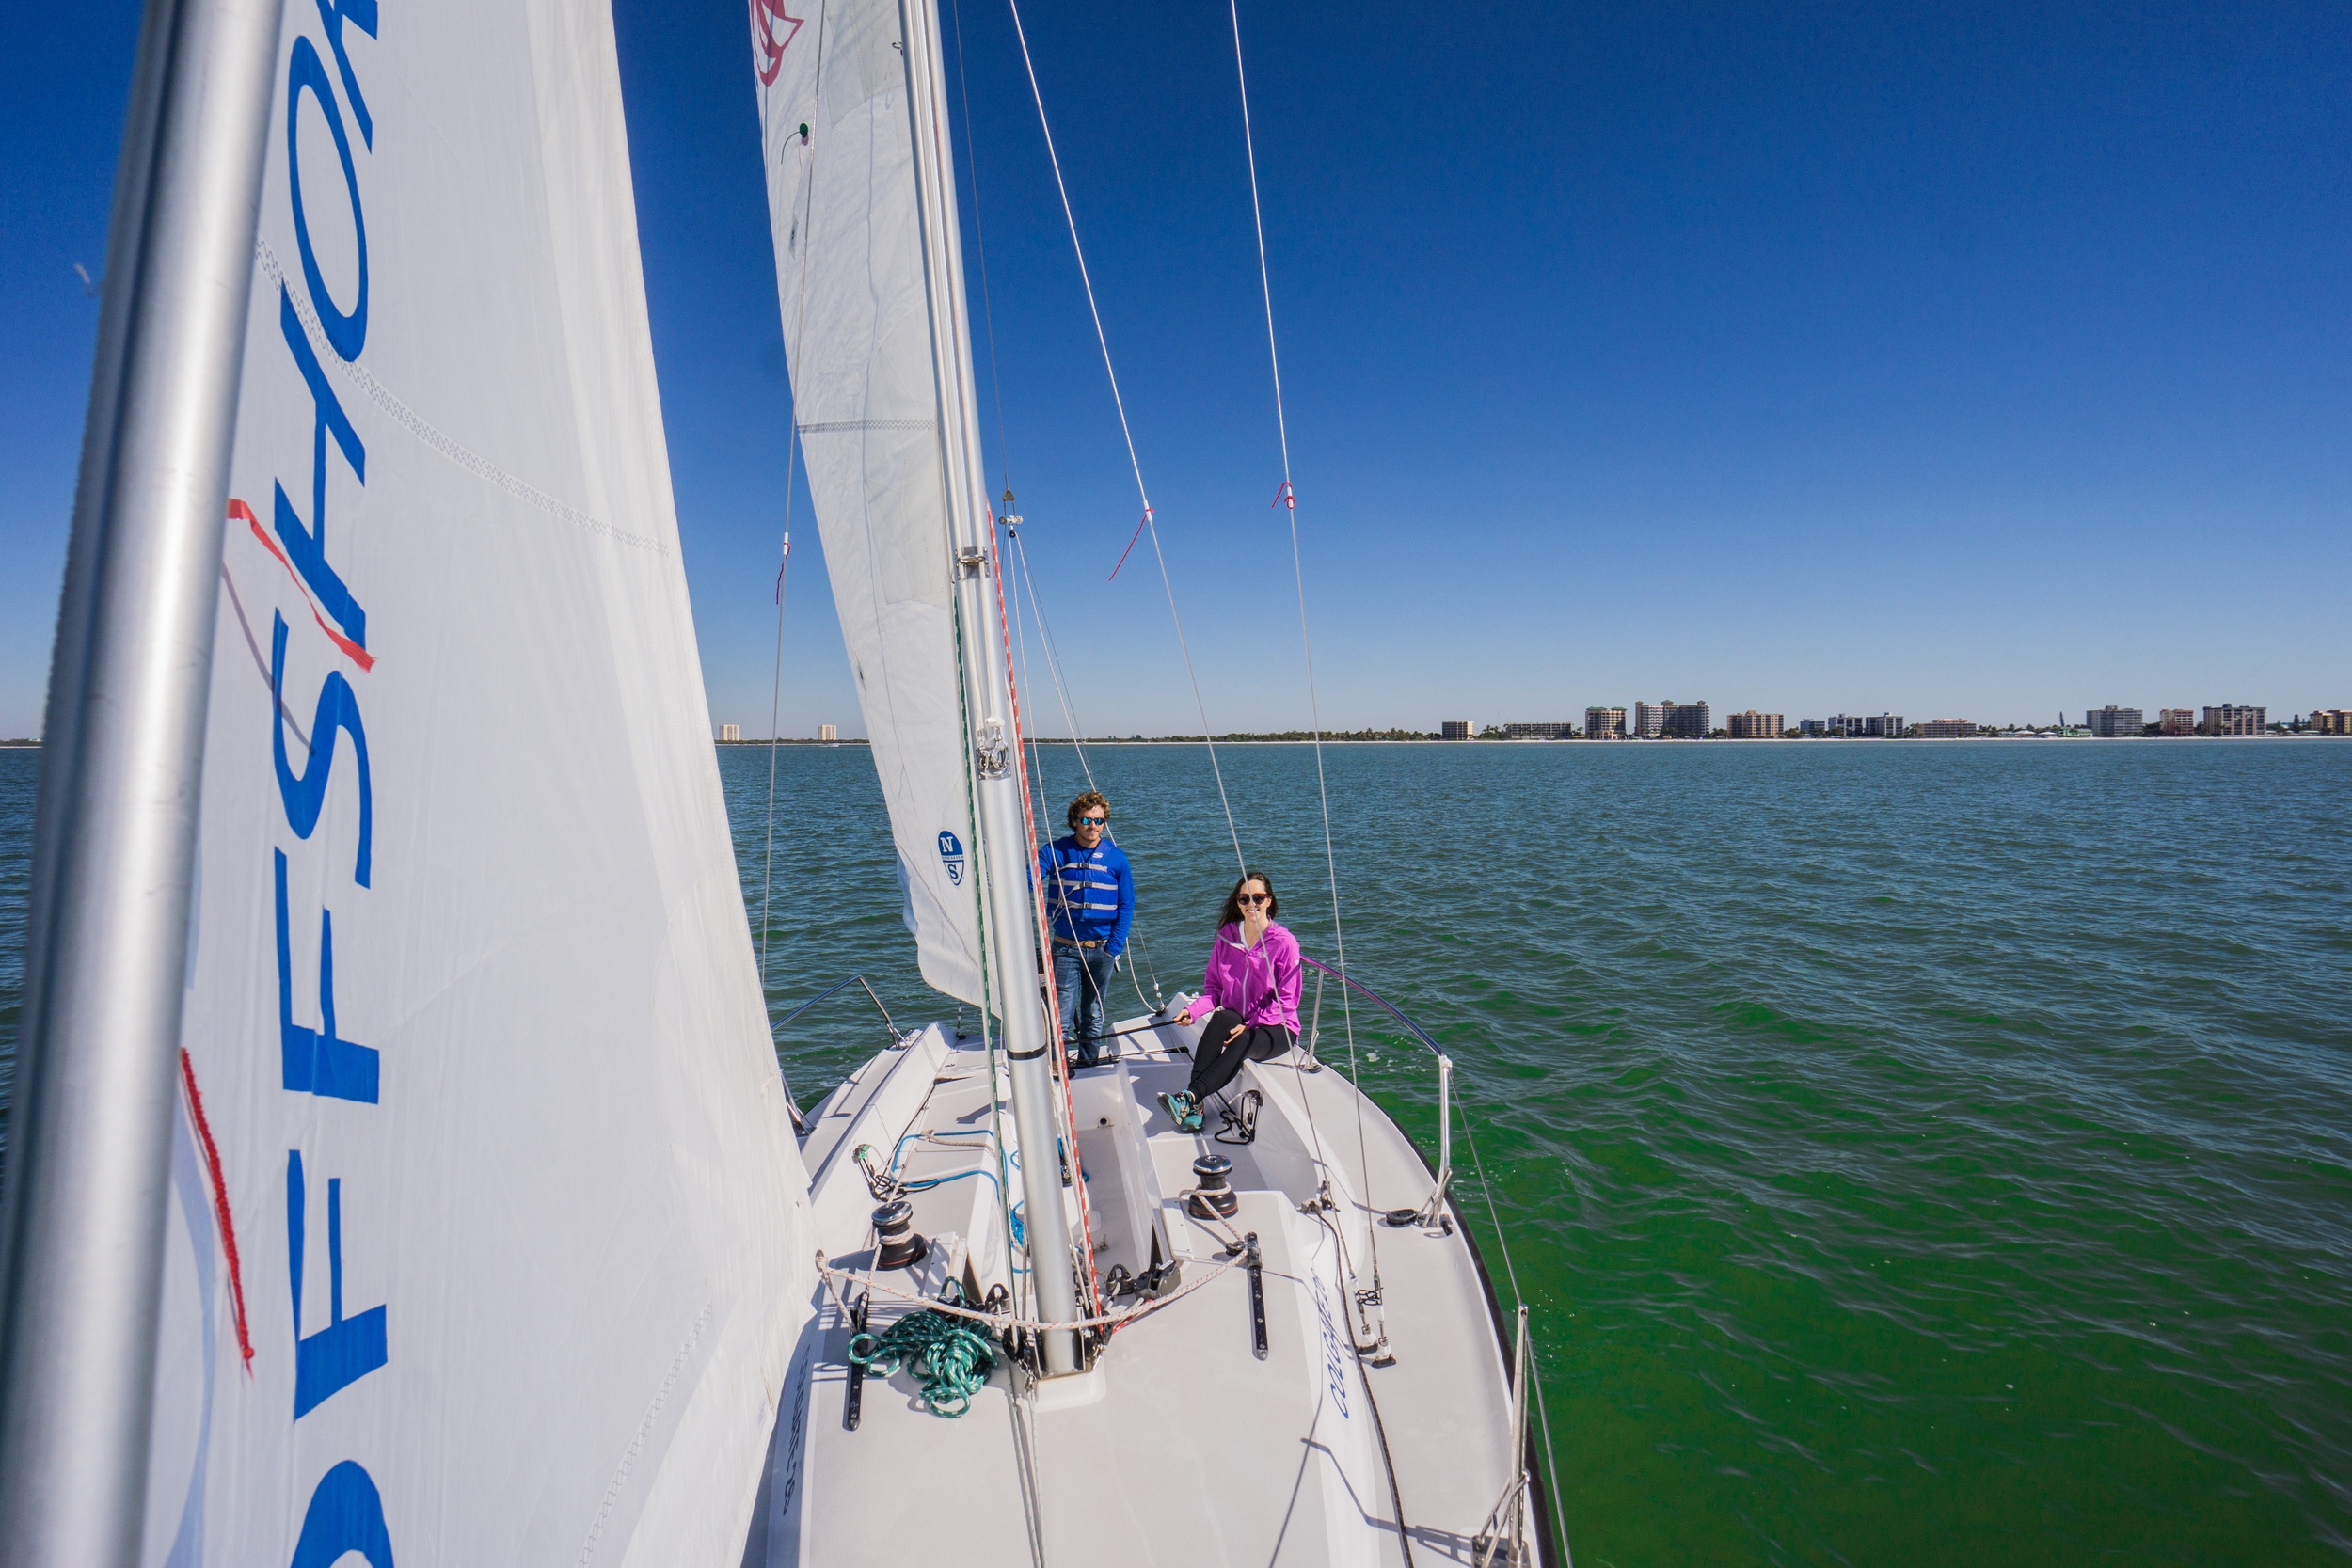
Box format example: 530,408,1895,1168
744,1004,1549,1567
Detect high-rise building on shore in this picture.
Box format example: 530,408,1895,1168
1636,700,1710,737
818,723,838,742
2311,709,2352,736
2087,706,2143,737
1828,714,1904,737
2158,708,2195,736
1502,721,1575,739
1919,719,1975,738
1798,719,1828,736
1584,706,1627,738
719,723,741,742
1726,710,1782,738
1441,720,1472,740
2201,705,2266,736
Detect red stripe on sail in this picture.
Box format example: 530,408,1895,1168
179,1050,255,1372
228,499,375,672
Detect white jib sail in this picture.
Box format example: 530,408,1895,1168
752,0,990,1007
143,4,813,1565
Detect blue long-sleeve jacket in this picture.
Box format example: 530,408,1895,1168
1036,835,1135,955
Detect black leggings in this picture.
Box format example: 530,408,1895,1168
1188,1008,1296,1101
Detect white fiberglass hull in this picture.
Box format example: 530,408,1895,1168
744,1006,1554,1567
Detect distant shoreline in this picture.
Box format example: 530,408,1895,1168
714,734,2344,748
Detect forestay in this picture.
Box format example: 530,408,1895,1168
145,4,811,1563
752,0,989,1007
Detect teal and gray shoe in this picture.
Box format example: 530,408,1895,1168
1157,1090,1204,1133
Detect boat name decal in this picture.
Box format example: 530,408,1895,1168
1314,1245,1351,1419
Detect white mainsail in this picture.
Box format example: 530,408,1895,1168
140,4,811,1563
753,0,990,1007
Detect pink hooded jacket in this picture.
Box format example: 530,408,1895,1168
1194,921,1302,1034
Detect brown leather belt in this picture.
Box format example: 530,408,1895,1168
1053,937,1107,949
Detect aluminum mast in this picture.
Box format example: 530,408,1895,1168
899,0,1083,1375
0,0,286,1563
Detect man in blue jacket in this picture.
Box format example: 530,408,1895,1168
1036,790,1135,1069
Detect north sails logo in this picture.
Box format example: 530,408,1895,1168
938,830,965,885
750,0,805,86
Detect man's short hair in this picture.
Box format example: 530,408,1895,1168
1067,791,1110,830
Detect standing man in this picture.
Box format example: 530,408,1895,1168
1037,790,1135,1069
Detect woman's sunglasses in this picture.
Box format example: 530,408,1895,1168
1238,893,1270,906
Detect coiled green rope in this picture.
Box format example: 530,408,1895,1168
848,1307,1000,1418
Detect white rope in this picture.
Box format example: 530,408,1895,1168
1003,0,1248,879
757,0,835,1107
1226,0,1375,1296
758,533,792,990
946,0,1017,503
1009,527,1165,1012
816,1247,1241,1334
1004,525,1056,834
1009,529,1104,796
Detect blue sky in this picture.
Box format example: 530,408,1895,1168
3,1,2346,738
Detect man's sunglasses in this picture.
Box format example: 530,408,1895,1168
1076,815,1108,826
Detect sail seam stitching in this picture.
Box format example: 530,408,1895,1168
256,240,666,554
574,1300,714,1566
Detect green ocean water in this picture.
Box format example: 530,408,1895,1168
4,739,2348,1562
716,738,2352,1566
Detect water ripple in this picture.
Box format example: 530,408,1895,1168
2,740,2345,1562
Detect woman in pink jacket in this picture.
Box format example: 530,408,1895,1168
1157,871,1301,1133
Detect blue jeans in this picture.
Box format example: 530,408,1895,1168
1053,943,1119,1068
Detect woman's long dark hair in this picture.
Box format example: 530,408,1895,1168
1217,871,1279,929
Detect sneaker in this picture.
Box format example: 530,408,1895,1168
1156,1091,1204,1133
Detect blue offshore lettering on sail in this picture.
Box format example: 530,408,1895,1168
938,829,965,885
1035,836,1134,952
264,1,396,1559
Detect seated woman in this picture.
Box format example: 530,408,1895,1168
1157,871,1301,1133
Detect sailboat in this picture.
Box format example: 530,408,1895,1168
0,0,1557,1564
744,0,1559,1562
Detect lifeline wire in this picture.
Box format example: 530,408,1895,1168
1459,1101,1573,1558
1003,0,1248,879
